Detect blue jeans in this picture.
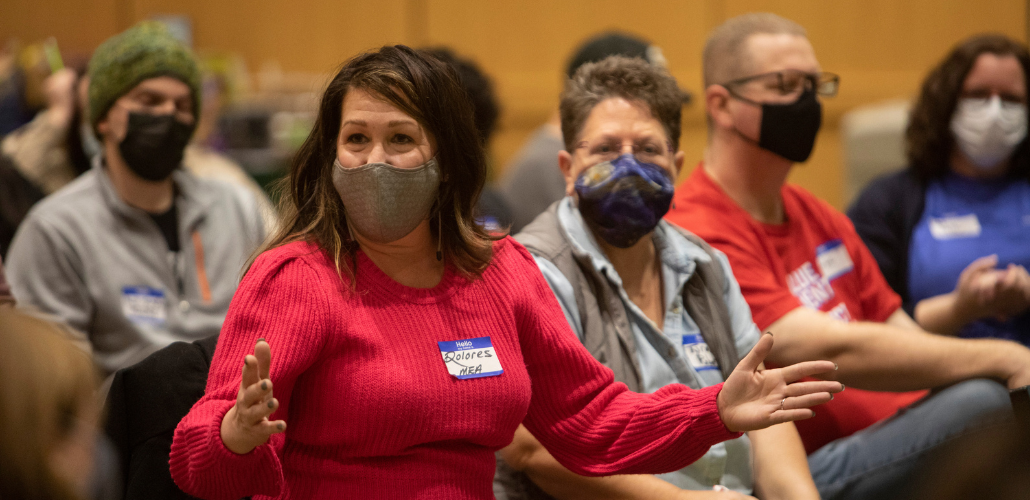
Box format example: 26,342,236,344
808,379,1013,500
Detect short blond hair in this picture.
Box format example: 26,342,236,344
0,308,99,500
703,13,807,87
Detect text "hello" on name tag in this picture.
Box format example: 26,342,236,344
438,336,504,380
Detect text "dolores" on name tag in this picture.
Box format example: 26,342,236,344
437,336,504,380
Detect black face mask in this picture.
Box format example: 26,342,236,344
118,112,193,181
737,87,822,163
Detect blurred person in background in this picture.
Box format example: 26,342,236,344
1,58,94,195
666,13,1029,500
849,34,1030,345
5,21,266,381
183,63,277,233
499,31,676,233
424,47,512,232
0,307,101,500
0,50,278,236
495,56,821,500
169,45,839,500
908,418,1030,500
0,255,14,306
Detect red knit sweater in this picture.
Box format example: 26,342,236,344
169,238,738,499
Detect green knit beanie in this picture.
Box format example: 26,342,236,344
88,21,202,135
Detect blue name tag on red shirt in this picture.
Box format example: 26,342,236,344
438,336,504,379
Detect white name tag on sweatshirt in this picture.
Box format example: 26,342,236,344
438,336,504,380
121,286,166,325
929,214,981,240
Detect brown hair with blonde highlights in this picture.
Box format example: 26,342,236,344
0,308,99,500
256,45,500,281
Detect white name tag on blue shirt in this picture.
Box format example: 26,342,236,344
438,336,504,380
682,334,719,372
121,286,166,325
929,214,981,240
816,239,854,281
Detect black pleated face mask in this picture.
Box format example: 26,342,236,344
754,87,823,163
118,112,193,181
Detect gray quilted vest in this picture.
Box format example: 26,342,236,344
494,202,741,500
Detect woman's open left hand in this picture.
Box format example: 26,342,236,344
219,339,287,454
716,333,843,433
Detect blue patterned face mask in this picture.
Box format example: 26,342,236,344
574,154,674,248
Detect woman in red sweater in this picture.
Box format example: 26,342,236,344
169,46,841,500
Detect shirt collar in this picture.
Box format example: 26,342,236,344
555,196,712,289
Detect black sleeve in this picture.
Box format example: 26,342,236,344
104,336,219,500
846,169,925,315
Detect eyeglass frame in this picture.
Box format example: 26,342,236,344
719,70,840,105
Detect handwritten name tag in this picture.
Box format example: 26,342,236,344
816,239,854,281
929,214,981,240
682,334,719,372
121,286,166,325
438,336,504,380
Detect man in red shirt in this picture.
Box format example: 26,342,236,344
666,12,1030,500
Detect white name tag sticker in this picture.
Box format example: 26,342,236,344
816,239,854,281
682,334,719,372
438,336,504,380
121,286,166,325
929,214,981,240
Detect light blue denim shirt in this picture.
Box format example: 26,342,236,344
535,197,762,492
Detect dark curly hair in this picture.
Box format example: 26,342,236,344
422,47,500,145
907,34,1030,181
560,56,689,152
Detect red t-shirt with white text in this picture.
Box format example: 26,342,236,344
667,166,927,453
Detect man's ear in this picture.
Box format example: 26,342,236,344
705,84,734,131
673,150,686,178
558,149,576,196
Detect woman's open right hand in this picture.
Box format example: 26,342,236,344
220,339,287,454
717,333,843,433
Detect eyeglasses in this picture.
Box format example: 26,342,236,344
721,70,840,100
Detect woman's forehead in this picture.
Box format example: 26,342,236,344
339,88,416,122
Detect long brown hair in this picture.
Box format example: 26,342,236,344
907,34,1030,181
0,308,99,500
256,45,499,280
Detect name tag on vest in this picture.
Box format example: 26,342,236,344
438,336,504,380
816,239,854,281
121,286,166,325
929,214,981,240
682,334,719,372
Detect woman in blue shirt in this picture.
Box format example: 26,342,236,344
850,34,1030,344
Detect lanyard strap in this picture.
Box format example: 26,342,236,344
191,231,212,303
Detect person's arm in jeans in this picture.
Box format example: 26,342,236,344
499,424,756,500
766,306,1030,390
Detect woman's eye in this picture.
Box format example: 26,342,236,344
393,134,413,144
347,134,368,144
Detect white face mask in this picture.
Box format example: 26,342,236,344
950,95,1028,169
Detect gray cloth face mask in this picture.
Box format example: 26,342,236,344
332,157,441,244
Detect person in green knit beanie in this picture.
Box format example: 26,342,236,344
88,20,202,182
4,19,268,469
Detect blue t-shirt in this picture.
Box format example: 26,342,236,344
908,172,1030,343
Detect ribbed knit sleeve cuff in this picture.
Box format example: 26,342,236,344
679,383,742,444
170,400,284,500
